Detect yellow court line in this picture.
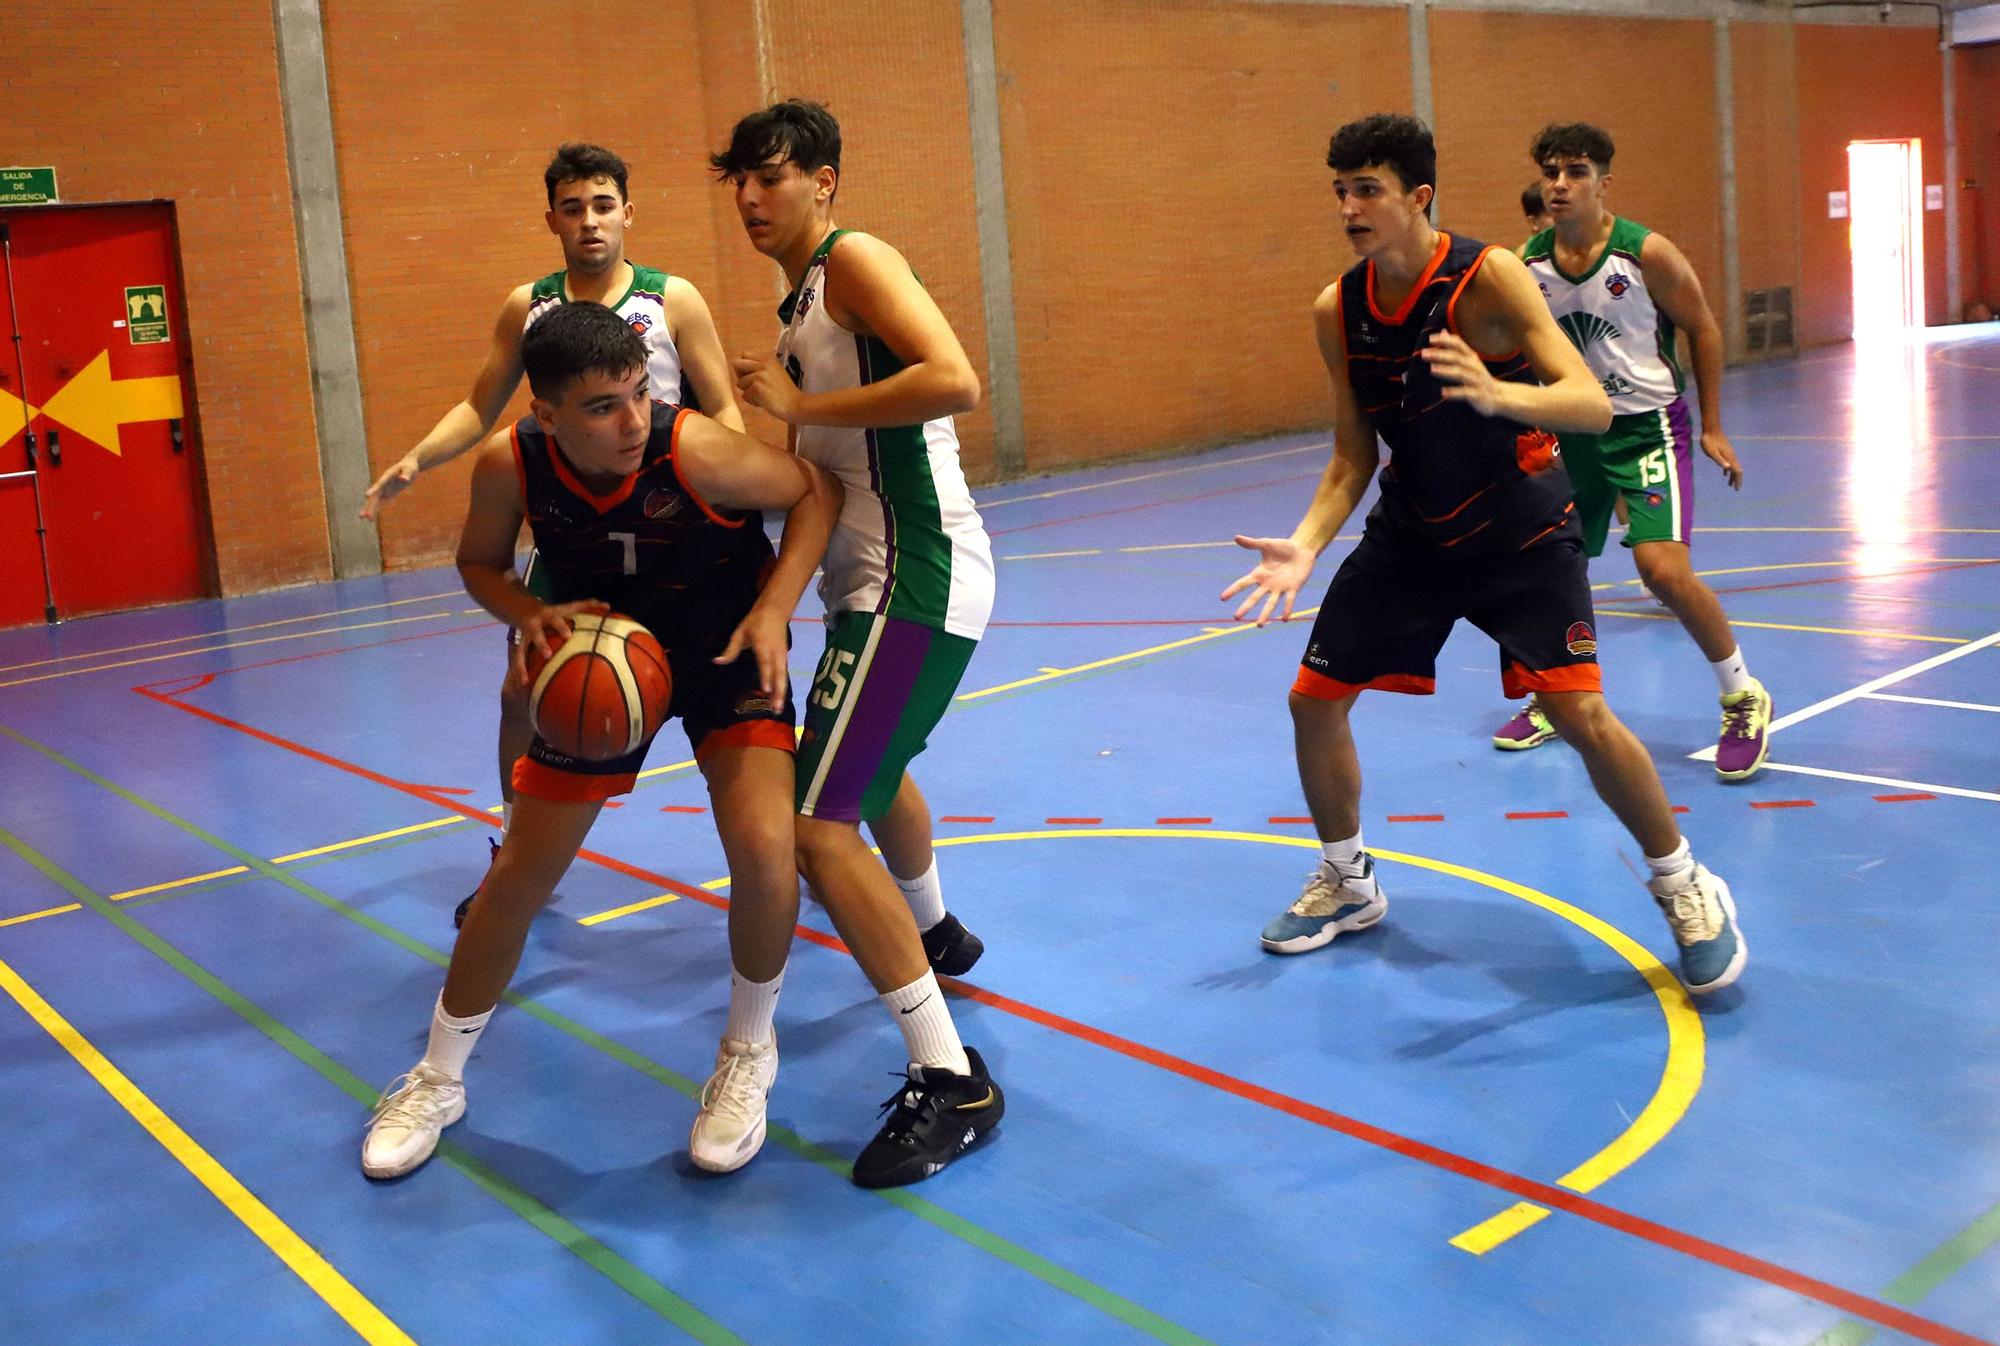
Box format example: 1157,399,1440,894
978,441,1324,509
1696,526,2000,535
1002,549,1104,561
1,815,477,930
577,876,731,927
1593,556,2000,592
1598,610,1966,644
0,611,469,690
0,952,416,1345
914,830,1704,1256
1451,1202,1554,1254
955,611,1314,702
0,590,463,674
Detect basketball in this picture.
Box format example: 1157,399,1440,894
524,613,672,761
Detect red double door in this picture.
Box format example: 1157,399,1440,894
0,203,210,627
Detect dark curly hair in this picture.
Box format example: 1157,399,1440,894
544,143,629,206
710,99,842,185
520,302,646,402
1530,123,1615,173
1326,114,1437,217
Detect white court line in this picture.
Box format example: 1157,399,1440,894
1689,628,2000,762
1750,761,2000,805
979,441,1323,508
1863,692,2000,715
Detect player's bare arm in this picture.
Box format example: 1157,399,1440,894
1643,232,1742,488
455,434,605,682
662,277,747,433
1223,283,1381,627
676,415,844,696
734,232,980,429
1434,247,1612,434
363,286,534,518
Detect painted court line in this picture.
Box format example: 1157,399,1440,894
1600,610,1967,645
1863,692,2000,715
1689,628,2000,762
1806,1199,2000,1346
40,700,1986,1345
0,611,467,689
1748,762,2000,806
0,589,462,674
0,821,754,1346
0,947,418,1346
0,735,1214,1346
978,441,1321,508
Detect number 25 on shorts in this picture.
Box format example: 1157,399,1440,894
812,648,858,711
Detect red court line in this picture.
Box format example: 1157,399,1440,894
1386,814,1444,823
133,683,1990,1343
940,815,995,824
987,471,1320,538
1750,800,1816,810
1156,817,1212,825
1874,792,1936,803
1506,811,1569,820
1671,805,1691,815
133,621,492,687
942,978,1991,1346
660,805,708,815
1268,816,1313,825
1045,817,1103,826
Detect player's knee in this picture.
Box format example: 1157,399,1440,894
1288,688,1352,729
1633,546,1692,597
792,815,857,886
475,849,559,922
1538,691,1613,748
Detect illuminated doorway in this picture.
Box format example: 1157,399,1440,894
1846,138,1926,337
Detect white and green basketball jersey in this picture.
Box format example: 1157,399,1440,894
777,230,995,641
524,263,686,405
1523,218,1684,415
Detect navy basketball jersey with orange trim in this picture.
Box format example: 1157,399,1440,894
511,402,774,658
1341,232,1575,555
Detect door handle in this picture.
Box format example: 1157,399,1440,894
170,417,183,454
46,426,61,466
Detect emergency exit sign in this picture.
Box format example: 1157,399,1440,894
0,168,58,205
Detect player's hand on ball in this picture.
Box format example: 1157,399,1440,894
732,352,802,423
1221,535,1313,627
714,602,792,700
1423,332,1502,416
510,600,611,687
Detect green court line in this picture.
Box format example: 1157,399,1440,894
1805,1203,2000,1346
0,723,1214,1346
121,827,478,911
0,821,747,1346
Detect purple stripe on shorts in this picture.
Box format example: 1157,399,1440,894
814,619,933,817
1666,396,1696,541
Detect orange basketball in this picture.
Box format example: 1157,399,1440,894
524,613,672,762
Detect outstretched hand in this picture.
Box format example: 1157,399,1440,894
360,453,421,520
1220,535,1314,627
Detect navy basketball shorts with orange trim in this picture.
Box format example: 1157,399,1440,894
1293,534,1603,702
513,646,797,804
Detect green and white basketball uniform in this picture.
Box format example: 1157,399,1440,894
778,229,995,820
525,263,687,406
1524,218,1696,556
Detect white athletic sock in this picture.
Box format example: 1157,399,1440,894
723,966,784,1047
1710,648,1754,696
894,857,946,932
1319,831,1367,877
1645,838,1696,885
418,996,492,1081
881,971,970,1076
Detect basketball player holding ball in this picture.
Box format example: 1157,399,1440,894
361,302,840,1181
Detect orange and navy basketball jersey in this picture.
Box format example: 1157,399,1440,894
1341,231,1575,555
511,403,773,658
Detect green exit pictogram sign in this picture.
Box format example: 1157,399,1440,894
0,168,58,206
125,286,170,344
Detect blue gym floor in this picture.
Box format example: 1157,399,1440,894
1,329,1996,1346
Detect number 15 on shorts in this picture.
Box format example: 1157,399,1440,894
811,647,857,711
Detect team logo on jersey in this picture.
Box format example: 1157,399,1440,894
1564,621,1598,657
1557,312,1622,352
1646,492,1664,508
642,489,684,521
796,286,817,321
734,692,774,716
627,312,654,336
1605,272,1632,299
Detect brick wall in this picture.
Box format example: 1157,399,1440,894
0,0,327,596
993,0,1412,470
1955,41,2000,315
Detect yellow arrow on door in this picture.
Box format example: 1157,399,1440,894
0,388,39,445
38,350,183,456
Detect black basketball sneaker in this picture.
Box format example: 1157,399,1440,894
920,912,985,976
851,1046,1003,1188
